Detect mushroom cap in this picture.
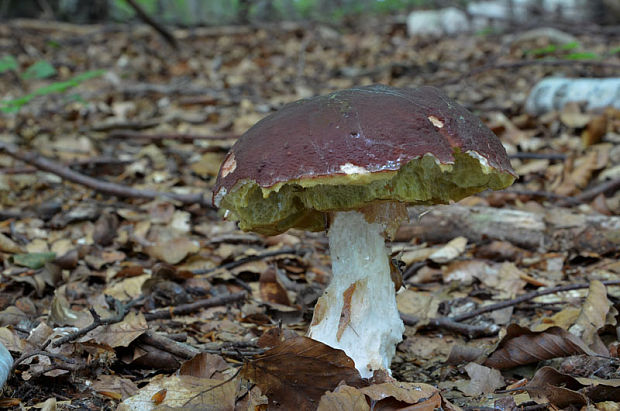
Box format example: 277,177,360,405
213,85,516,235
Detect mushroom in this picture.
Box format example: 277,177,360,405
212,85,516,378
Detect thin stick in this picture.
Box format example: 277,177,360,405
570,177,620,204
192,248,304,276
144,291,246,321
124,0,178,49
108,130,238,141
400,313,498,338
451,280,620,323
0,141,211,208
49,299,133,348
509,152,566,161
140,331,200,359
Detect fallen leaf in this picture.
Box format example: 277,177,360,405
118,374,237,411
11,252,56,269
429,237,467,263
145,237,199,264
569,280,612,347
0,233,22,253
93,212,119,246
460,363,504,396
525,367,587,408
81,311,147,348
241,336,364,411
318,385,370,411
179,353,229,379
484,324,594,369
359,381,441,410
260,267,291,306
582,113,607,147
92,374,139,400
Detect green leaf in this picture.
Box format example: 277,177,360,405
0,55,18,74
0,69,105,113
11,252,56,269
564,52,599,60
22,60,57,80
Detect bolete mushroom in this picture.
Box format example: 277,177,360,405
213,85,516,378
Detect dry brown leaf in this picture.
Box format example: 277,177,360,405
560,102,592,128
460,363,504,396
257,327,299,348
569,280,612,347
484,324,594,369
318,385,370,411
241,336,364,411
0,233,22,253
525,366,587,408
429,237,467,263
145,237,200,264
582,113,608,147
81,311,147,348
118,374,237,411
93,212,119,246
533,307,581,331
259,267,291,306
91,374,139,400
179,353,229,379
359,382,441,411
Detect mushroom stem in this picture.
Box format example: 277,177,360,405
307,203,405,378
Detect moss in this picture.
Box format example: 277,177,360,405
219,152,515,235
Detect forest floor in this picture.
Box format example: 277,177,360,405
0,16,620,410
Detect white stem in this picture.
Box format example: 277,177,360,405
307,210,404,378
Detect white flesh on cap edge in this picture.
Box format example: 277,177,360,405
307,208,405,378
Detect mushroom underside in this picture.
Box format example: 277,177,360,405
308,203,406,378
218,150,515,235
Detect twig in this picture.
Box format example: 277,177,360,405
193,248,305,276
0,141,211,208
436,59,620,86
124,0,178,49
0,157,132,175
144,291,246,321
400,313,499,338
509,152,566,161
567,177,620,205
500,189,580,204
10,350,76,375
451,280,620,323
140,331,200,360
49,299,133,348
108,130,238,141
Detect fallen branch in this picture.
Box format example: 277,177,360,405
397,205,620,253
140,331,200,360
565,177,620,205
144,291,246,321
193,248,305,276
0,141,211,208
48,298,134,348
400,313,499,338
108,130,238,141
451,279,620,322
10,350,76,375
125,0,178,49
509,152,567,161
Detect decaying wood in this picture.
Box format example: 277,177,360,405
396,205,620,253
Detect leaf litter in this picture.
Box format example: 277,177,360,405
0,11,619,411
